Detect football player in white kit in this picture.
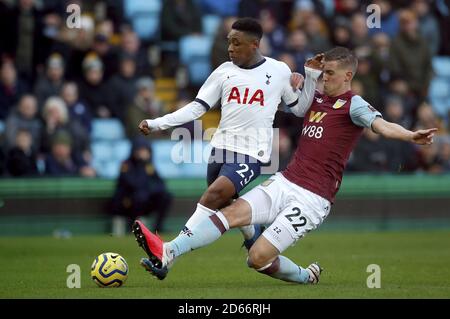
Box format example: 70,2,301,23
133,18,322,266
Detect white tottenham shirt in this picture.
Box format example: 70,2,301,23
146,57,322,163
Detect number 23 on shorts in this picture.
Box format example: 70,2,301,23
236,164,255,187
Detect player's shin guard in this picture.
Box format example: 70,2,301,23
251,256,310,284
168,211,230,259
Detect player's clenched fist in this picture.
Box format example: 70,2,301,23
305,53,324,70
290,72,304,90
138,120,151,135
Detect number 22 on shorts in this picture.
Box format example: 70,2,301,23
285,207,307,233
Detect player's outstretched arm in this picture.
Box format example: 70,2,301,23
289,54,324,117
371,117,437,145
137,101,208,135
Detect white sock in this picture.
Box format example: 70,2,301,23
239,225,255,240
170,211,230,258
184,203,216,230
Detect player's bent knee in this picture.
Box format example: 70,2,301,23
221,199,252,228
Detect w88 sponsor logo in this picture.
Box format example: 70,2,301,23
302,125,323,139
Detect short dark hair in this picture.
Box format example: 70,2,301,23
324,47,358,74
231,18,263,40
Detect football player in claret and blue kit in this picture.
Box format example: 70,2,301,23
135,46,436,284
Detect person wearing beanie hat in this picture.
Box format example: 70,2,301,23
44,129,95,177
107,53,139,123
111,136,172,232
79,52,115,118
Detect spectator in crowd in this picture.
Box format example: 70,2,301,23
353,53,379,106
89,27,119,81
414,102,446,134
369,32,391,87
383,95,412,130
78,53,114,118
210,16,237,70
386,77,418,125
44,130,95,177
62,14,96,81
369,0,399,39
0,60,29,120
111,136,172,232
9,0,47,84
160,0,202,41
389,9,433,98
60,81,92,134
33,53,65,109
119,29,153,77
5,128,38,176
285,29,314,75
331,17,352,48
303,13,332,54
410,0,441,56
107,53,139,123
289,0,316,31
350,13,371,49
125,77,163,139
259,9,287,57
41,96,90,161
5,94,41,151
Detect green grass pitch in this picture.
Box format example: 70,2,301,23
1,230,449,298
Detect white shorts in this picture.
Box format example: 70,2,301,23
240,172,331,253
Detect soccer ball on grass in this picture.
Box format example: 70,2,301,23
91,252,128,287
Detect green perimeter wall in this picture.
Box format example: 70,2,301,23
0,174,449,235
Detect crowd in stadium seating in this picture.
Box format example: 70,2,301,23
0,0,449,179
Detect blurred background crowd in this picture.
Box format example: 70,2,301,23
0,0,450,180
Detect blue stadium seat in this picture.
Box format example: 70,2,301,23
202,14,222,37
432,56,450,78
429,77,450,117
113,139,132,162
91,119,125,141
95,160,122,179
123,0,162,41
91,141,114,162
179,35,213,85
152,140,183,178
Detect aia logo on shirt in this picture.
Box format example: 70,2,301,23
227,87,265,106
